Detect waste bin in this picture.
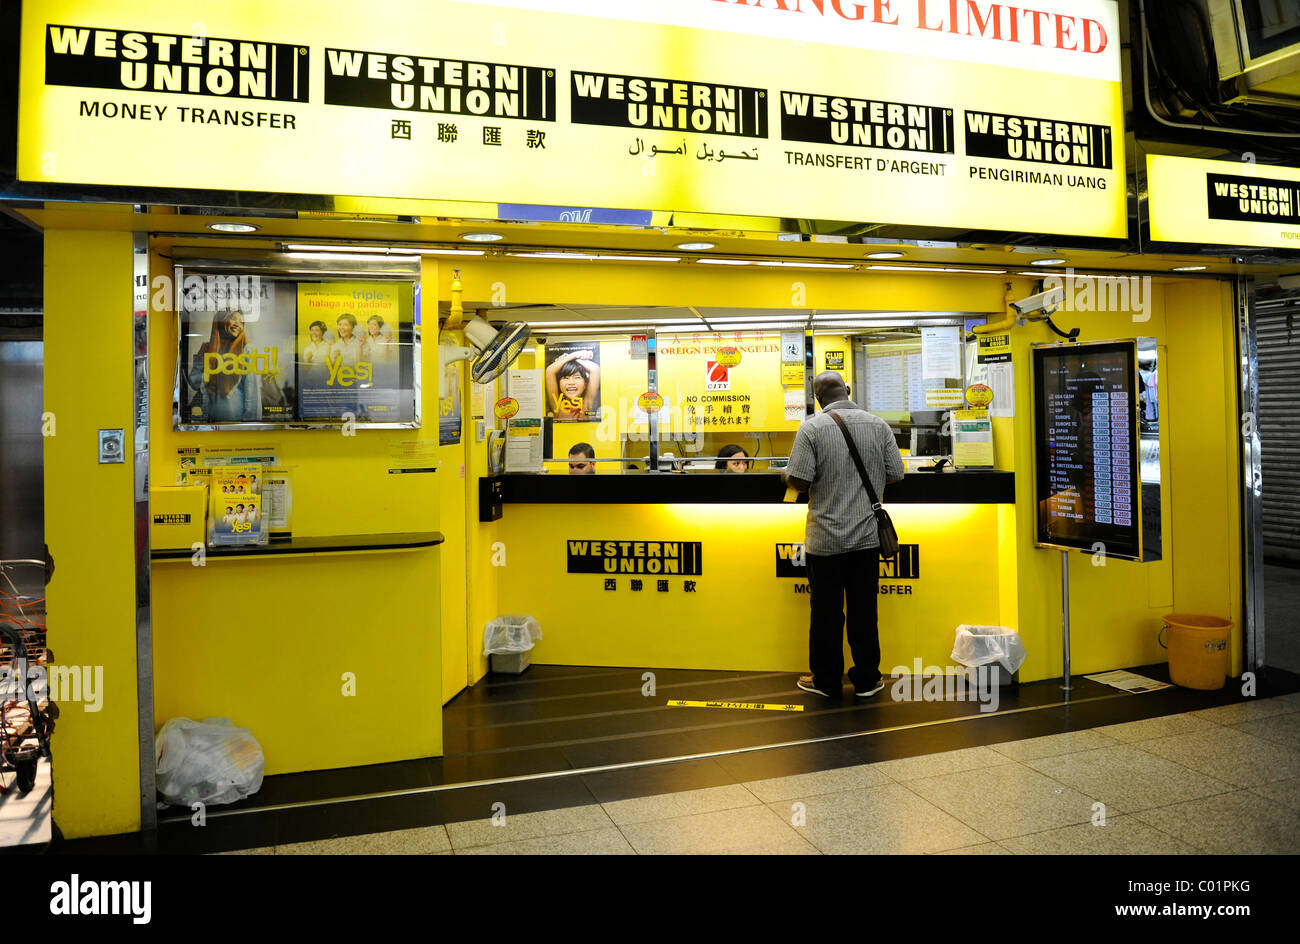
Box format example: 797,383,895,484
1159,614,1231,691
951,624,1026,687
483,615,542,674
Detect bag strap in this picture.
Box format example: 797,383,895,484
828,410,883,511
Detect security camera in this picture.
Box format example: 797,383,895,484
1011,286,1064,317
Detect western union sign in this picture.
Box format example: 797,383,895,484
1148,154,1300,249
17,0,1124,236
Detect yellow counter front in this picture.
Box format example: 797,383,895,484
489,472,1017,677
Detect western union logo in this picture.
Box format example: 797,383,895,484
1207,173,1300,224
567,540,702,575
775,543,920,579
45,25,309,102
324,47,556,119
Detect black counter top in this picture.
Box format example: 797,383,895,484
152,531,444,560
483,472,1014,508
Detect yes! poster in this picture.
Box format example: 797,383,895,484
296,281,412,422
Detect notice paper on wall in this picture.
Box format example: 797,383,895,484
921,326,962,380
261,470,293,536
987,363,1016,418
505,369,545,473
388,440,438,474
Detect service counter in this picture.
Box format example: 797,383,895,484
484,471,1013,509
484,471,1018,677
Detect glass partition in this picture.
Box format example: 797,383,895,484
478,304,983,474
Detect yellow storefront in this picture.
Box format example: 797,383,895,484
6,0,1260,842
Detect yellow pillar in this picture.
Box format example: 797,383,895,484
43,230,143,838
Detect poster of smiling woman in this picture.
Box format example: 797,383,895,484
178,280,294,427
544,340,601,422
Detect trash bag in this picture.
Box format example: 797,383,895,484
484,615,542,655
155,717,265,807
951,624,1027,673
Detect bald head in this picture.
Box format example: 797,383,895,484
813,371,850,408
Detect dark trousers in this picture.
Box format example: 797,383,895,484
806,548,881,692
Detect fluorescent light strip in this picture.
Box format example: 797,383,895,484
508,251,600,259
284,252,420,263
696,258,753,266
867,265,1007,274
593,255,682,263
755,261,856,269
283,244,485,256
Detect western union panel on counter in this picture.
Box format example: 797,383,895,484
18,0,1125,236
567,540,703,575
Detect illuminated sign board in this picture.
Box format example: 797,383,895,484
1148,154,1300,249
18,0,1124,236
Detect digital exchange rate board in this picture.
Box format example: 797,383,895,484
1033,340,1142,560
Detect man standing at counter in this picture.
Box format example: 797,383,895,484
783,372,905,699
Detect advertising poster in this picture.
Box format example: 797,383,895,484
208,464,267,546
179,281,295,426
296,281,412,423
656,331,797,433
544,341,602,422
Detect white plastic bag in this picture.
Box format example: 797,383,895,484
951,624,1027,673
484,615,542,655
155,717,265,807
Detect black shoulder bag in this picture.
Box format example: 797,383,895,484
827,411,900,559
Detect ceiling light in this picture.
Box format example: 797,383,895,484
865,251,904,260
677,241,716,251
756,261,856,269
462,232,504,242
867,265,1007,274
208,222,258,233
284,243,389,253
508,251,600,260
696,258,752,266
284,252,420,263
1172,265,1207,272
1029,257,1066,266
593,255,681,263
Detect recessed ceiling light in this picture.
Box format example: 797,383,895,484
208,222,258,233
1172,265,1207,272
866,251,905,260
461,232,504,242
1029,257,1066,266
676,241,716,251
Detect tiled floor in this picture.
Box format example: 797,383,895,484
219,695,1300,854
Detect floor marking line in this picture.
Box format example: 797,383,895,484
667,699,805,712
177,691,1130,823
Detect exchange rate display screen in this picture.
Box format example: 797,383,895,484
1033,340,1141,560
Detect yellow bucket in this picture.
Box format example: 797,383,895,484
1158,614,1232,691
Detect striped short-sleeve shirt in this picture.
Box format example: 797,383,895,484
786,399,906,556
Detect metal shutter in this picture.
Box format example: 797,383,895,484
1258,302,1300,562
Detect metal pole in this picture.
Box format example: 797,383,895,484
647,329,660,472
1061,549,1072,692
